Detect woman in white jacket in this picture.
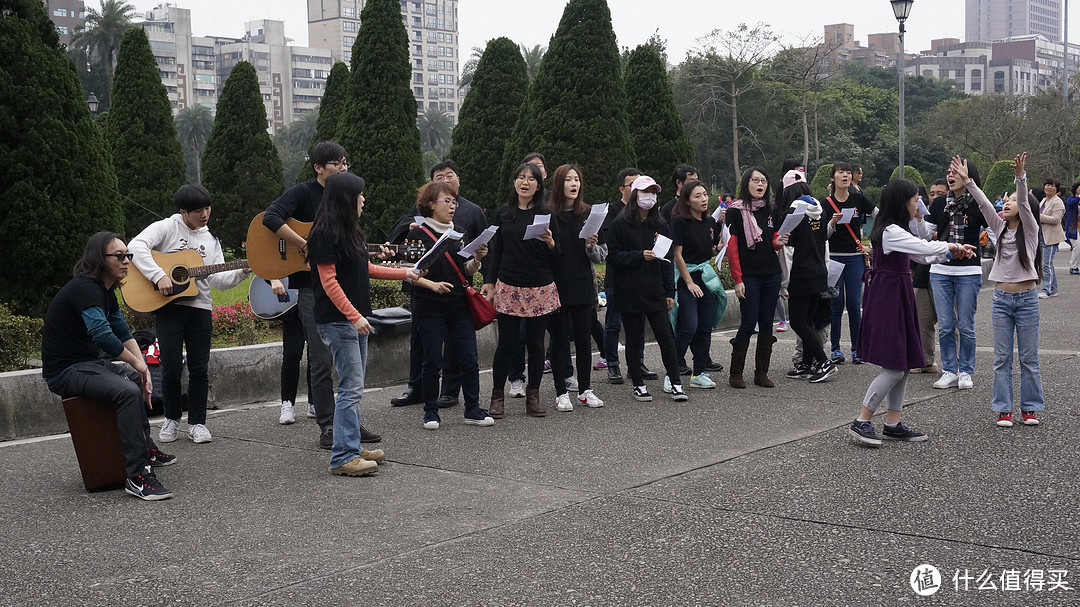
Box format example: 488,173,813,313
1037,178,1065,298
129,185,249,444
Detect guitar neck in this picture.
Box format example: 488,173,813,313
189,260,249,279
366,244,400,252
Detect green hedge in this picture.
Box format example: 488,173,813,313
0,304,42,372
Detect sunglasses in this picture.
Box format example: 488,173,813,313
107,253,134,261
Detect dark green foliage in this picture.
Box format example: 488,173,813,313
889,166,926,188
274,110,318,185
107,27,186,237
624,44,694,187
337,0,424,230
200,61,283,250
296,61,349,184
809,164,833,201
447,37,529,210
0,302,41,371
501,0,635,203
983,160,1019,200
0,0,123,314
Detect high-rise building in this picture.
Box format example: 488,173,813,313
43,0,84,45
966,0,1063,43
308,0,460,123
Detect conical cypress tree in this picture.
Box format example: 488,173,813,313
0,0,123,314
337,0,424,229
500,0,635,202
295,60,350,184
200,61,283,250
624,44,695,188
447,37,528,211
107,27,186,238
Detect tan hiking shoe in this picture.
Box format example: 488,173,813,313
330,456,378,476
359,448,386,463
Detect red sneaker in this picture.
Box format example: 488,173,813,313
996,412,1013,427
1021,411,1040,426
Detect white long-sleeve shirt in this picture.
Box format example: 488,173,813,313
881,224,950,265
129,214,247,310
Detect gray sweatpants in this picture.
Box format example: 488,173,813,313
862,368,910,413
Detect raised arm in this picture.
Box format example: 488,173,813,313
952,156,1004,235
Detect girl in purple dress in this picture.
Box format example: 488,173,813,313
849,179,976,446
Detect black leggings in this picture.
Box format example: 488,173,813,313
788,292,827,364
622,309,681,387
492,313,550,390
552,304,595,393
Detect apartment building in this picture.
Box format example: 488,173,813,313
43,0,84,45
907,35,1080,95
966,0,1063,44
308,0,460,123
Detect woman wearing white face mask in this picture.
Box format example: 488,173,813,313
605,175,687,402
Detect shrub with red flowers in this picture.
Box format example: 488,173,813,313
211,301,272,346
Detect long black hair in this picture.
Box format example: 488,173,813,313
872,178,919,247
998,190,1043,278
623,187,666,232
736,166,773,211
500,163,546,223
73,231,124,286
311,172,366,258
671,179,707,219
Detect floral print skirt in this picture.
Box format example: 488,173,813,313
494,280,561,317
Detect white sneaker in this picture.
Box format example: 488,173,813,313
188,423,212,443
307,403,316,418
933,371,959,389
1038,291,1049,299
508,379,526,398
279,400,295,425
662,376,673,393
577,389,604,408
565,377,578,392
957,372,973,389
159,418,179,443
555,393,574,412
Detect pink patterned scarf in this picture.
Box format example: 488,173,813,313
729,198,765,249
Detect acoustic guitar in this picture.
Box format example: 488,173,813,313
246,212,426,279
121,249,249,313
248,275,299,320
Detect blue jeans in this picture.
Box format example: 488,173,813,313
735,273,781,343
991,289,1044,412
829,254,865,352
930,273,982,375
603,285,622,366
414,314,480,415
1041,242,1058,295
316,321,369,469
676,281,717,374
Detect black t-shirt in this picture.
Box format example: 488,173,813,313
821,191,875,254
726,205,784,277
262,180,324,290
308,232,372,323
659,196,678,223
552,208,603,306
407,224,470,319
927,194,987,268
484,204,558,288
786,209,828,296
41,277,119,379
669,214,718,265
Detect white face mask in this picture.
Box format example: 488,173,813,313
637,192,657,210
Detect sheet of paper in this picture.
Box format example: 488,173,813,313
578,204,608,239
414,229,463,272
457,225,498,258
792,201,810,216
777,213,805,236
523,214,551,240
837,207,857,224
651,234,673,262
413,215,425,228
827,259,845,286
714,223,731,264
916,196,930,217
711,204,726,222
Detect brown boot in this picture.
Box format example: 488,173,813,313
753,335,776,388
525,387,546,417
729,338,749,389
489,389,505,419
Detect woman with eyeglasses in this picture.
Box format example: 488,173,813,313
406,181,494,430
725,167,788,389
483,162,560,418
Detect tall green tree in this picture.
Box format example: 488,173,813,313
0,0,122,314
200,61,283,250
175,103,214,184
624,43,695,187
295,60,349,184
418,107,453,157
337,0,424,229
458,45,485,90
519,44,545,82
69,0,136,112
448,36,529,209
502,0,635,203
106,27,186,237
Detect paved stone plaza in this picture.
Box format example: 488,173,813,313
2,259,1078,606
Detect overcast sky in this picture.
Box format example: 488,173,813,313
124,0,1076,64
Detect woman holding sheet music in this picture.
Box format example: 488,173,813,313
407,181,495,431
483,162,560,419
548,164,607,412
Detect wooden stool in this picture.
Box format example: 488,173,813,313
61,397,128,491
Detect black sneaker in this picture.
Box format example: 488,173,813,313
360,425,381,443
882,421,928,442
632,385,653,402
149,447,177,467
848,419,882,446
786,363,813,380
678,359,692,376
831,349,846,365
704,359,724,373
607,366,624,384
851,351,864,365
640,364,659,380
319,427,333,450
670,384,689,402
436,395,459,409
390,386,421,407
809,360,838,383
125,468,173,501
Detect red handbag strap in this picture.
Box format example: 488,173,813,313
826,196,865,253
418,224,469,286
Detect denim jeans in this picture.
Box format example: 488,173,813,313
1041,242,1059,295
675,282,717,374
930,273,982,375
155,304,211,424
299,289,337,431
991,288,1044,412
735,273,781,343
414,314,480,414
603,285,622,366
829,254,865,352
316,321,369,469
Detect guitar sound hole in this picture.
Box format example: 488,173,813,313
172,267,190,283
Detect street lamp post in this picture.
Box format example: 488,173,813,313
891,0,914,176
87,92,99,114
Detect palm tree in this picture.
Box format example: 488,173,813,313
175,104,214,184
70,0,137,109
458,46,485,91
520,44,546,81
417,107,453,157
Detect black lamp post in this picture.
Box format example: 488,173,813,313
87,92,99,114
891,0,914,174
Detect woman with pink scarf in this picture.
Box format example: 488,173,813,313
725,167,789,389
